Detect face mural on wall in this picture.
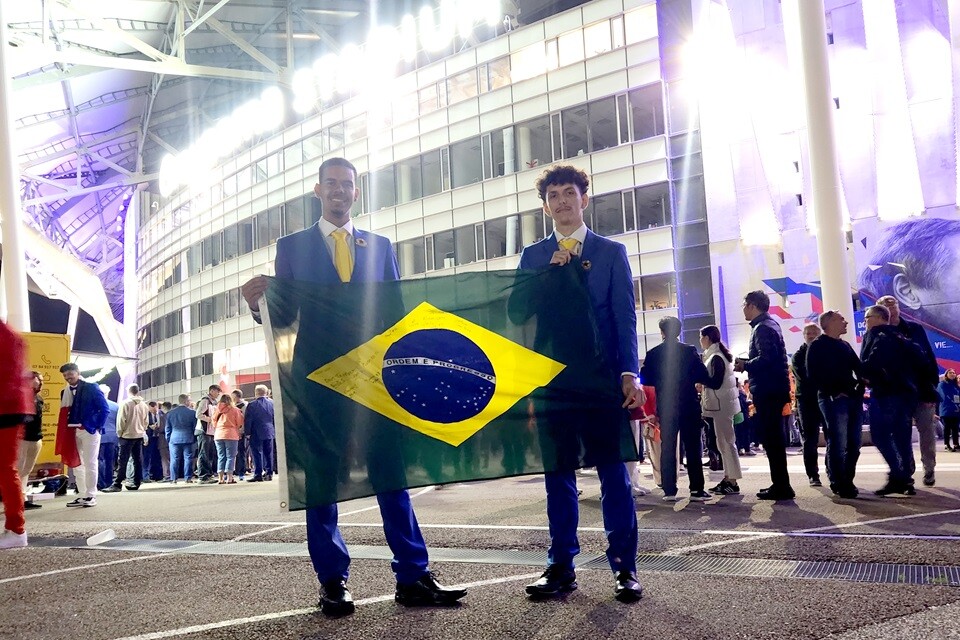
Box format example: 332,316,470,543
854,216,960,371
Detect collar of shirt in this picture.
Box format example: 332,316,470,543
318,217,355,239
554,224,587,250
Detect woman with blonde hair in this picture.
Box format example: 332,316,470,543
699,325,743,495
212,394,244,484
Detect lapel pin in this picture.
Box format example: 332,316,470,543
581,260,592,271
355,236,367,247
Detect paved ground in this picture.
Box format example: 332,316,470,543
3,446,960,640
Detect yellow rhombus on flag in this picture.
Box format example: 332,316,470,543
307,302,565,446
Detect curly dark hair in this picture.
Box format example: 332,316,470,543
534,165,590,201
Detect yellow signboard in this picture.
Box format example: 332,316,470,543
22,332,71,471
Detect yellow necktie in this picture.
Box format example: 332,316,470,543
558,237,579,254
331,229,353,283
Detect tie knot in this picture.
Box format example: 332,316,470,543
558,238,579,252
332,229,348,240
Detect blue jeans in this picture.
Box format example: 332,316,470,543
250,438,274,478
97,442,117,490
169,442,196,481
215,439,239,474
869,395,915,483
818,394,862,489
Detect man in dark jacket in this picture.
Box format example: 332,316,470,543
640,316,713,502
877,295,939,486
244,385,276,482
735,290,794,500
792,323,826,487
805,311,863,498
860,304,920,495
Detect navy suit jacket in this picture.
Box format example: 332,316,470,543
244,396,276,440
275,223,399,284
165,405,197,445
518,229,639,378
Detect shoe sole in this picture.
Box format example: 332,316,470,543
689,496,711,502
526,583,578,598
319,602,355,617
614,587,644,603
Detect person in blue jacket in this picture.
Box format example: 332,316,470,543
517,165,644,603
243,385,275,482
97,386,119,490
938,369,960,451
165,394,198,483
59,363,109,507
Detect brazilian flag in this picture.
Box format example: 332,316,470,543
263,265,637,511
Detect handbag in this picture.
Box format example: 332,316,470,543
733,411,744,425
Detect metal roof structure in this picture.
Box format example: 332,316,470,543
6,0,530,320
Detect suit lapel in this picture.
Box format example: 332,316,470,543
308,224,339,283
580,229,597,263
353,229,372,281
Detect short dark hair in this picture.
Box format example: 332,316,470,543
148,401,158,408
129,384,140,394
177,394,189,404
209,385,221,393
318,157,357,182
161,402,172,410
859,218,960,301
59,363,79,373
231,389,243,398
744,290,771,312
658,316,682,339
535,165,590,201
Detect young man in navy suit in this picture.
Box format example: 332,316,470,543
518,165,645,603
241,157,465,617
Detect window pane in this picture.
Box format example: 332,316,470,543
623,190,637,232
397,238,426,276
450,137,483,188
486,56,511,91
514,117,552,170
640,273,677,311
675,174,707,223
303,135,323,162
677,243,710,270
283,142,304,169
561,105,588,159
625,4,658,44
344,116,366,143
676,222,709,248
254,157,269,183
612,16,625,48
558,29,584,66
236,167,252,192
269,206,284,243
393,91,419,123
284,196,307,234
325,122,344,151
678,268,713,315
484,217,508,258
454,226,477,265
588,97,618,152
510,42,546,83
519,210,545,245
590,192,625,237
584,21,612,57
238,219,254,254
422,150,442,197
222,224,239,260
447,69,478,104
256,212,269,249
419,85,440,113
630,84,665,141
667,80,699,133
434,230,455,269
635,182,672,229
370,166,397,210
202,234,221,268
397,157,423,202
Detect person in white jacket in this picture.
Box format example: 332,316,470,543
102,384,150,492
700,325,743,496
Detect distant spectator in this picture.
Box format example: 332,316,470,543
19,372,46,510
244,385,276,482
165,395,196,483
96,385,119,491
792,323,826,486
699,325,742,496
59,363,109,507
212,394,244,484
103,384,149,493
937,369,960,452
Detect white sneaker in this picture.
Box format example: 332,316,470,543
632,485,651,497
0,529,28,549
81,497,97,507
662,494,681,502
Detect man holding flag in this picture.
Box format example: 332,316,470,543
241,157,466,617
517,165,645,603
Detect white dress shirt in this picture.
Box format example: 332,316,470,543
318,217,357,262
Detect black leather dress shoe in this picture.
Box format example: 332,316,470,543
613,571,643,603
525,566,577,597
248,476,263,482
757,486,795,501
318,580,355,617
395,573,467,606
